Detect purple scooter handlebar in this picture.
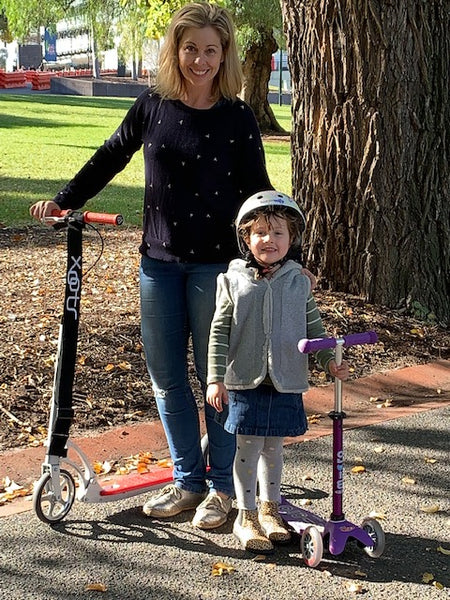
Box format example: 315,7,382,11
298,331,378,353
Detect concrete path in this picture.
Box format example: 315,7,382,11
0,398,448,599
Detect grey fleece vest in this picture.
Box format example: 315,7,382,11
219,259,312,393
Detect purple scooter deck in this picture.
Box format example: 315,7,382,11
279,497,374,555
279,497,327,534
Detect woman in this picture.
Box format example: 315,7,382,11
29,2,272,530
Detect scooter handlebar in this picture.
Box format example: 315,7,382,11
51,209,123,226
298,331,378,353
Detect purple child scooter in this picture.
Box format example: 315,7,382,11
279,332,386,567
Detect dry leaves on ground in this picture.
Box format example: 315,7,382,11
1,225,449,452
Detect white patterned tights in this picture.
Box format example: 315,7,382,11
233,434,284,510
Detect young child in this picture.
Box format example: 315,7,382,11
206,190,349,553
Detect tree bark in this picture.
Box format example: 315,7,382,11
240,28,285,134
282,0,449,324
89,20,100,79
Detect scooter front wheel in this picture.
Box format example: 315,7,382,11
33,469,76,524
300,525,324,567
360,517,385,558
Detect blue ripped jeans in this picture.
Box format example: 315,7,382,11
139,256,235,497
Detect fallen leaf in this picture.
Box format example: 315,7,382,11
410,328,425,337
101,461,112,475
211,561,235,576
422,572,434,583
300,498,312,507
373,446,385,453
85,582,107,592
377,398,393,408
433,581,444,590
420,504,440,514
93,461,103,474
354,570,368,578
118,361,132,371
104,363,115,372
401,476,416,485
307,414,322,425
437,546,450,556
346,581,364,593
116,466,129,475
368,510,386,520
424,456,437,464
252,555,267,562
351,465,366,474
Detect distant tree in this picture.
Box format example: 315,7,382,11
117,0,149,80
0,0,64,39
225,0,285,133
282,0,449,324
0,9,13,43
0,0,117,77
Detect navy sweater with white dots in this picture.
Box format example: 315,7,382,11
53,89,272,263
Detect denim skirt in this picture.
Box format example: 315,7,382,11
223,384,308,437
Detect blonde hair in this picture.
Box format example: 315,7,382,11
155,2,243,101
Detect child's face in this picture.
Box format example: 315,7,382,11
246,214,291,265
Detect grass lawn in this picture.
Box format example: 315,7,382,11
0,94,291,227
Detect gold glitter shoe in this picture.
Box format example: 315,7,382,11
233,509,274,553
259,501,291,544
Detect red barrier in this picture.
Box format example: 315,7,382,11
0,71,27,89
30,71,57,90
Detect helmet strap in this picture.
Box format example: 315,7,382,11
244,251,288,279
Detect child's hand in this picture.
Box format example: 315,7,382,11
328,359,350,381
207,382,228,412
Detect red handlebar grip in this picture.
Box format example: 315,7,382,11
51,209,123,226
83,211,123,226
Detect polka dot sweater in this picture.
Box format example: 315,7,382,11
53,89,272,263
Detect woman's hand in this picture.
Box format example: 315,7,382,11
206,382,228,413
302,268,317,290
29,200,61,223
328,359,350,381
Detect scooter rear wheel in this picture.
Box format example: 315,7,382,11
300,525,324,567
33,468,76,524
360,517,385,558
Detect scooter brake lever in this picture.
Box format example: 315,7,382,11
41,216,68,229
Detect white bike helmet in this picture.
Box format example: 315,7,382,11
235,190,306,254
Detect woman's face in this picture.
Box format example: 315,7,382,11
178,26,223,93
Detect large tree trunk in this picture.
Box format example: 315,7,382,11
282,0,449,325
240,28,285,134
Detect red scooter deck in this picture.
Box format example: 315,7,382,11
99,465,174,496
